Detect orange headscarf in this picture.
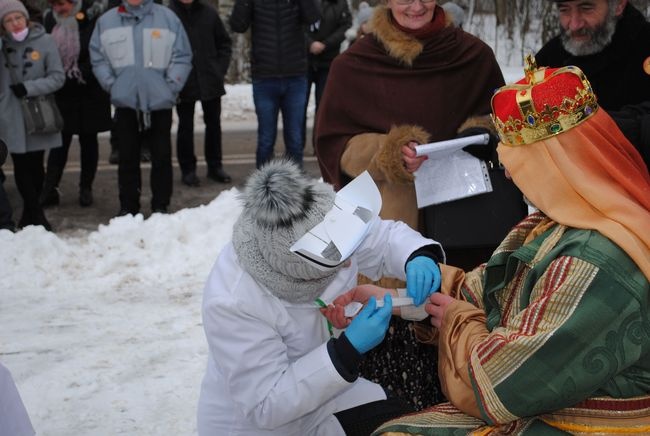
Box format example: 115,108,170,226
497,109,650,280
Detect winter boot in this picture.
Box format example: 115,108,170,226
40,165,64,208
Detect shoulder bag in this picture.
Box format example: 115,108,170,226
3,46,64,135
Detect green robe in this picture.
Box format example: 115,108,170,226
375,212,650,435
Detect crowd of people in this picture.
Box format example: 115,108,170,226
2,0,649,435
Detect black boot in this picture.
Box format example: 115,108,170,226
207,166,232,184
79,187,93,207
40,165,64,208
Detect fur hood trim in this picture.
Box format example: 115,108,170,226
369,5,452,66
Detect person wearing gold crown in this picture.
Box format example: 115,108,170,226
323,57,650,435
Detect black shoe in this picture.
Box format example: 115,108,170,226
19,209,52,231
207,167,232,184
140,148,151,163
109,148,119,165
116,208,137,217
79,187,93,207
181,171,200,187
151,206,168,214
40,187,60,208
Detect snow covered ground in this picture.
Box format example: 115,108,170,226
1,66,525,436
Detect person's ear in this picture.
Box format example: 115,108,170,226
614,0,627,17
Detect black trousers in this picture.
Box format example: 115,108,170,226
334,397,415,436
11,150,45,218
114,108,172,213
176,97,223,174
46,131,98,189
0,169,14,230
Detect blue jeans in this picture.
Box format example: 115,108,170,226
253,76,308,168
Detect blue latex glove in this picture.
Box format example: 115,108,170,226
345,295,393,354
405,256,441,306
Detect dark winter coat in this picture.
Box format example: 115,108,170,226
229,0,321,79
169,0,232,102
535,3,650,110
535,3,650,170
44,0,112,134
306,0,351,70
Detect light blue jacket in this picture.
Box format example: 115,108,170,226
89,0,192,112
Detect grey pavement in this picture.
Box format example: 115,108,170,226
2,127,320,235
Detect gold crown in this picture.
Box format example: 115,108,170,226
491,55,599,146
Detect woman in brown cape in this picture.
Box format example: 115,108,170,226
314,0,526,411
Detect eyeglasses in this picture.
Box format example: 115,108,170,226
393,0,436,5
2,14,26,26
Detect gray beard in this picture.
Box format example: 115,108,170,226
560,10,618,56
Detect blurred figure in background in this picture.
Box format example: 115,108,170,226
229,0,320,169
169,0,233,187
40,0,111,208
536,0,650,170
303,0,351,153
0,0,64,230
90,0,192,216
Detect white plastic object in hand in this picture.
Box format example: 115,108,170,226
343,296,415,317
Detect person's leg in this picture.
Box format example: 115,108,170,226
0,169,15,231
40,131,72,207
313,67,329,111
302,68,316,150
115,107,142,215
334,397,416,436
203,98,231,183
280,75,308,168
109,112,119,164
78,132,99,207
13,150,51,230
252,78,281,169
175,100,199,186
148,109,173,213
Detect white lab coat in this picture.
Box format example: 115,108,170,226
0,363,35,436
197,218,440,435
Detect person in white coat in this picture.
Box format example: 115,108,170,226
197,159,445,435
0,362,35,436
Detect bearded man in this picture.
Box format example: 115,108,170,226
536,0,650,170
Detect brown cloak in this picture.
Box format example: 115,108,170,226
314,5,505,190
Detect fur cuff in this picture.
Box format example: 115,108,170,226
375,124,430,184
457,115,498,136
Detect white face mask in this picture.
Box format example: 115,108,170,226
11,27,29,42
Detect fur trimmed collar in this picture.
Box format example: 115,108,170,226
369,5,452,66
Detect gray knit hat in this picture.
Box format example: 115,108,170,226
0,0,29,22
232,159,339,303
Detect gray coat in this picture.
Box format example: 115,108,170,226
0,23,65,154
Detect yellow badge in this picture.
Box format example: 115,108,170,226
75,12,85,20
644,56,650,76
151,29,161,39
31,51,40,61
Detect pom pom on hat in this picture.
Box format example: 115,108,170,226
241,159,325,228
0,0,29,22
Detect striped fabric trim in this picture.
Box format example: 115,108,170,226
541,395,650,434
471,254,598,420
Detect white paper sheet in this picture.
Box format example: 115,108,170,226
413,134,493,208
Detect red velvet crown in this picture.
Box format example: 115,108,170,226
491,55,598,146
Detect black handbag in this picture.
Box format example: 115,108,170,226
423,167,528,249
3,46,64,135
